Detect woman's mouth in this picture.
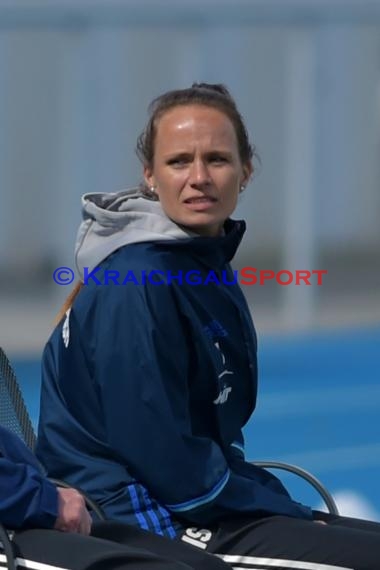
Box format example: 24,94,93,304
183,196,217,210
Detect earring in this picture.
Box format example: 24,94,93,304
150,186,156,193
240,184,245,192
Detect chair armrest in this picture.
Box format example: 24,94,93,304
252,461,339,515
0,523,16,570
49,478,106,521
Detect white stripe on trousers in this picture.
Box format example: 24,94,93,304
231,567,271,570
217,554,353,570
0,553,69,570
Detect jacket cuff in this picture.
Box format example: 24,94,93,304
32,479,59,529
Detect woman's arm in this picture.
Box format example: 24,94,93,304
0,457,58,529
0,427,91,533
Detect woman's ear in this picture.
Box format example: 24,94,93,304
143,166,154,189
242,161,253,187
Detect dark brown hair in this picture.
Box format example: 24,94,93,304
136,82,257,170
55,281,83,324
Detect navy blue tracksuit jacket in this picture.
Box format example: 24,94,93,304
37,220,312,538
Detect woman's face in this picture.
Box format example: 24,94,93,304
144,104,252,237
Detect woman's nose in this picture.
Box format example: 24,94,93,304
189,160,211,187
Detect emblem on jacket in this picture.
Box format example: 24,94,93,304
212,340,234,405
62,309,71,348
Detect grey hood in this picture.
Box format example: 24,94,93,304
75,187,197,280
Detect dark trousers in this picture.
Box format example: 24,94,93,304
180,510,380,569
9,521,229,570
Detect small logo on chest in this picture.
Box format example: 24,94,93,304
213,386,232,404
212,340,234,405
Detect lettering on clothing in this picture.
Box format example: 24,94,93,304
203,319,228,339
182,527,212,550
202,320,235,405
212,341,234,405
213,386,232,404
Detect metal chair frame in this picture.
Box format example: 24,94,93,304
0,523,16,570
253,461,339,515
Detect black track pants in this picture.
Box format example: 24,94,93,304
3,521,230,570
179,510,380,570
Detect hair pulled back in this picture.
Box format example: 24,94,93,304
136,83,256,170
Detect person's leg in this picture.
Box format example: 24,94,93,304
12,528,192,570
314,509,380,533
180,514,380,570
92,521,230,570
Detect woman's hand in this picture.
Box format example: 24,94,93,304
54,487,92,535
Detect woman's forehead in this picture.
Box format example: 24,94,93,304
154,105,238,149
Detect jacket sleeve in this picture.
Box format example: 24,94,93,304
0,457,58,529
94,279,312,524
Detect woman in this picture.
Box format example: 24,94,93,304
37,83,380,569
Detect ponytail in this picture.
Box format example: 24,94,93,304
55,281,83,325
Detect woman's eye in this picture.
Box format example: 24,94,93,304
167,157,188,166
210,155,227,164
